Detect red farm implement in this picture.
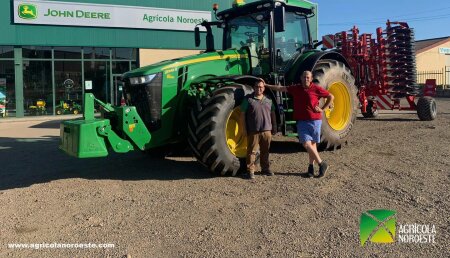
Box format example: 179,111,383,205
323,20,437,121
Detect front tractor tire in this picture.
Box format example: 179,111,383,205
188,85,253,176
313,60,358,150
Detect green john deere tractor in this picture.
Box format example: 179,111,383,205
60,0,358,176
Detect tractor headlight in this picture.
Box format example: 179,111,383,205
129,73,157,85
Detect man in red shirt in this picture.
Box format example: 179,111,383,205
264,71,334,177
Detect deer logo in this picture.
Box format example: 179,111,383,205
18,4,37,20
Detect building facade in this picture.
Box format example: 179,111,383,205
0,0,318,118
415,36,450,87
0,0,236,118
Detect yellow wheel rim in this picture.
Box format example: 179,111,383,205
225,107,247,158
324,82,352,131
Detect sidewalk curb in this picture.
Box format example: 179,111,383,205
0,114,83,124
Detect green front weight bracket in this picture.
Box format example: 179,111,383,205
59,93,151,158
97,124,133,153
114,106,151,151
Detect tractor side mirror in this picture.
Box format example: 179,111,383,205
274,6,285,32
313,40,322,49
195,27,201,47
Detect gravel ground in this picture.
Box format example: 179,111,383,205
0,98,449,257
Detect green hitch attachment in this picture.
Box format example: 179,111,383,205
96,124,133,153
59,93,151,158
83,93,115,120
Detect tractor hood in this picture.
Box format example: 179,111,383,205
123,49,249,79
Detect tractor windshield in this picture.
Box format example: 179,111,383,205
225,11,270,75
274,12,309,70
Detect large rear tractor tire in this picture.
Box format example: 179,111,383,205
188,84,253,176
313,60,358,150
417,96,437,121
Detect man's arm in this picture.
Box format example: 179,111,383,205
270,111,277,135
314,94,334,113
239,99,248,136
240,110,247,136
322,94,334,110
264,83,288,93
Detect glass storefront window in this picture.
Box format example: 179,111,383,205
0,61,15,118
84,47,110,59
131,61,138,70
22,46,52,59
112,48,136,60
23,61,52,116
55,61,82,115
84,61,110,103
112,61,130,74
0,46,14,59
1,46,138,117
54,47,82,59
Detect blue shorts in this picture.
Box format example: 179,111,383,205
297,120,322,143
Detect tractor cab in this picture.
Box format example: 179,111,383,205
197,0,315,80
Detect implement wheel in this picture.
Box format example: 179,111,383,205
417,96,437,121
313,60,358,150
188,84,253,176
361,100,379,118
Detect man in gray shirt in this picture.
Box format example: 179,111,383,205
240,80,277,179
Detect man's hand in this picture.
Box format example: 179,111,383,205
314,106,323,113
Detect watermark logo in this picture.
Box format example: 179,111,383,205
18,4,37,19
360,209,396,246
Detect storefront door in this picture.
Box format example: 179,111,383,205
86,61,111,101
112,75,124,106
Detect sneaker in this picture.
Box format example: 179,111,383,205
307,164,314,178
248,171,255,180
318,161,329,177
263,170,274,176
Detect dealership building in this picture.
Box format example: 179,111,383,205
0,0,241,118
415,36,450,87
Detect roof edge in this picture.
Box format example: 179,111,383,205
416,37,450,55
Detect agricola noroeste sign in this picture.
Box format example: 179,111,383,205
13,0,211,31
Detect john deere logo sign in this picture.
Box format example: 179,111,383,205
18,4,37,19
13,0,210,31
360,209,396,246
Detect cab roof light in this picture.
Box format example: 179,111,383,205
233,0,245,8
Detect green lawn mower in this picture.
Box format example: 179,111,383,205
55,100,82,115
